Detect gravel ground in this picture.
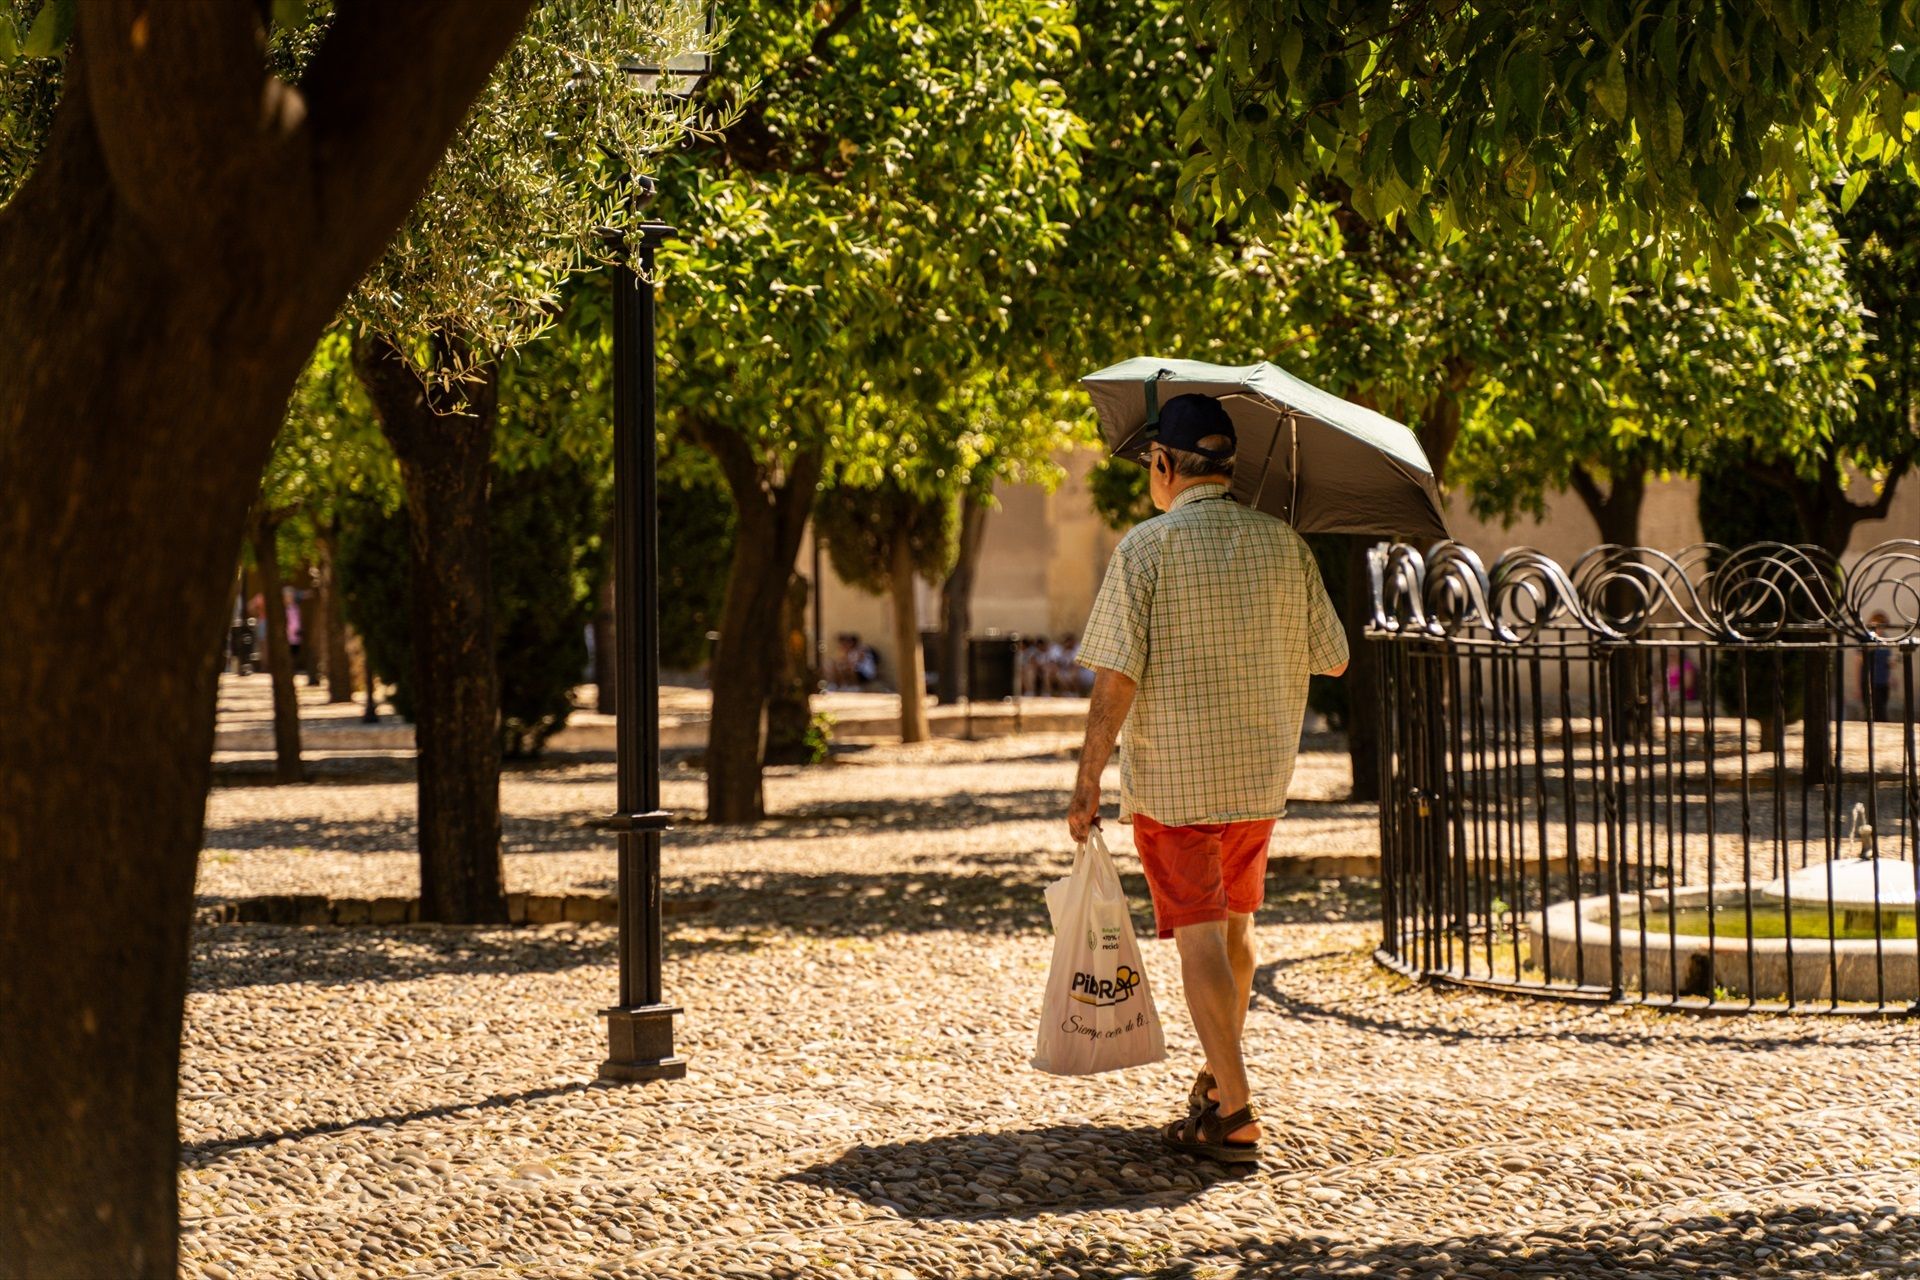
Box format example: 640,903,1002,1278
183,680,1920,1278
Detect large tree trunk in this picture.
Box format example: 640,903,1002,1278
1577,470,1646,550
317,518,356,703
1745,454,1910,785
0,8,531,1274
890,532,930,743
764,572,816,764
1337,380,1465,801
1342,537,1382,803
1338,384,1465,804
707,536,781,820
355,336,507,924
939,486,991,705
1569,465,1652,754
693,422,822,822
249,508,306,783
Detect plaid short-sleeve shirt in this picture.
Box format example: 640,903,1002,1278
1077,481,1347,827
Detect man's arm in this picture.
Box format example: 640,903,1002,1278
1067,667,1138,842
1302,548,1349,678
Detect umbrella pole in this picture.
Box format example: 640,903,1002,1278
1290,417,1299,525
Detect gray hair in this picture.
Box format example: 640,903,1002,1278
1160,436,1235,479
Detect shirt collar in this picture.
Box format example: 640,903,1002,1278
1170,480,1231,512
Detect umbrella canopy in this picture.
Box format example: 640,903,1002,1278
1081,357,1449,540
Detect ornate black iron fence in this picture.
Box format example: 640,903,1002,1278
1369,540,1920,1013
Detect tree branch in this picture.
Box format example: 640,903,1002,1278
77,0,281,259
1848,455,1911,523
299,0,535,297
1567,462,1609,527
351,332,431,459
1742,457,1801,496
809,1,864,67
774,444,825,553
684,415,767,513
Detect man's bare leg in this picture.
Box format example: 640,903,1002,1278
1174,920,1260,1142
1200,912,1259,1104
1227,911,1257,1038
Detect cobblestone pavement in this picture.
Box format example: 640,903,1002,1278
185,720,1920,1278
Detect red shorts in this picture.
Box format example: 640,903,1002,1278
1130,813,1277,939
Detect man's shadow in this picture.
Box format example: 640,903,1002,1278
789,1122,1251,1221
796,1137,1905,1279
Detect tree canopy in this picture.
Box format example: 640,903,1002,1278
658,0,1083,457
1181,1,1920,266
343,0,713,379
1451,204,1866,531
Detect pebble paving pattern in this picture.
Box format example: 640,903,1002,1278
186,702,1920,1278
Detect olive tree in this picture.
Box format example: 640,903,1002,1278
341,0,713,923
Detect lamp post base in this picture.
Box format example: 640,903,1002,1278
598,1004,687,1082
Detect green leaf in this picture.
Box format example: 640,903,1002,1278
0,18,17,62
21,0,73,58
1662,96,1686,162
1509,49,1546,128
1391,120,1419,185
1838,0,1879,64
271,0,313,31
1580,0,1617,41
1410,113,1443,169
1279,28,1304,85
1590,51,1628,122
1653,6,1680,83
1892,46,1920,93
1841,168,1872,211
1707,245,1737,295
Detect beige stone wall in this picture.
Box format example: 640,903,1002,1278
804,457,1918,689
1439,474,1707,565
802,450,1125,688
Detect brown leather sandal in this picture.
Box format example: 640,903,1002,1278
1162,1102,1261,1164
1187,1069,1217,1116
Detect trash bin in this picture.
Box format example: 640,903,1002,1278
228,622,257,676
920,629,943,696
967,634,1019,702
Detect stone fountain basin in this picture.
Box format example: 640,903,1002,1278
1530,861,1920,1004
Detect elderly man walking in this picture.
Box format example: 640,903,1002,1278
1066,392,1348,1164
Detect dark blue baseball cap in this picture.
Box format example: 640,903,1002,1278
1145,393,1236,460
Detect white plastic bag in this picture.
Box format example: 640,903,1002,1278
1032,828,1166,1076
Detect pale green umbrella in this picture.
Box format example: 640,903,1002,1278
1081,357,1449,540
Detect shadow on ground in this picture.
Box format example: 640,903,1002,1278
181,1079,604,1165
789,1122,1249,1222
657,788,1075,848
1250,950,1871,1053
1120,1205,1912,1280
665,869,1380,951
202,815,421,853
793,1145,1906,1280
190,923,614,992
211,754,420,788
203,812,618,857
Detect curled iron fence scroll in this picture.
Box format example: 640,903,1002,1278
1368,539,1920,1013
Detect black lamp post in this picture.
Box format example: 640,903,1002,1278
599,15,712,1084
